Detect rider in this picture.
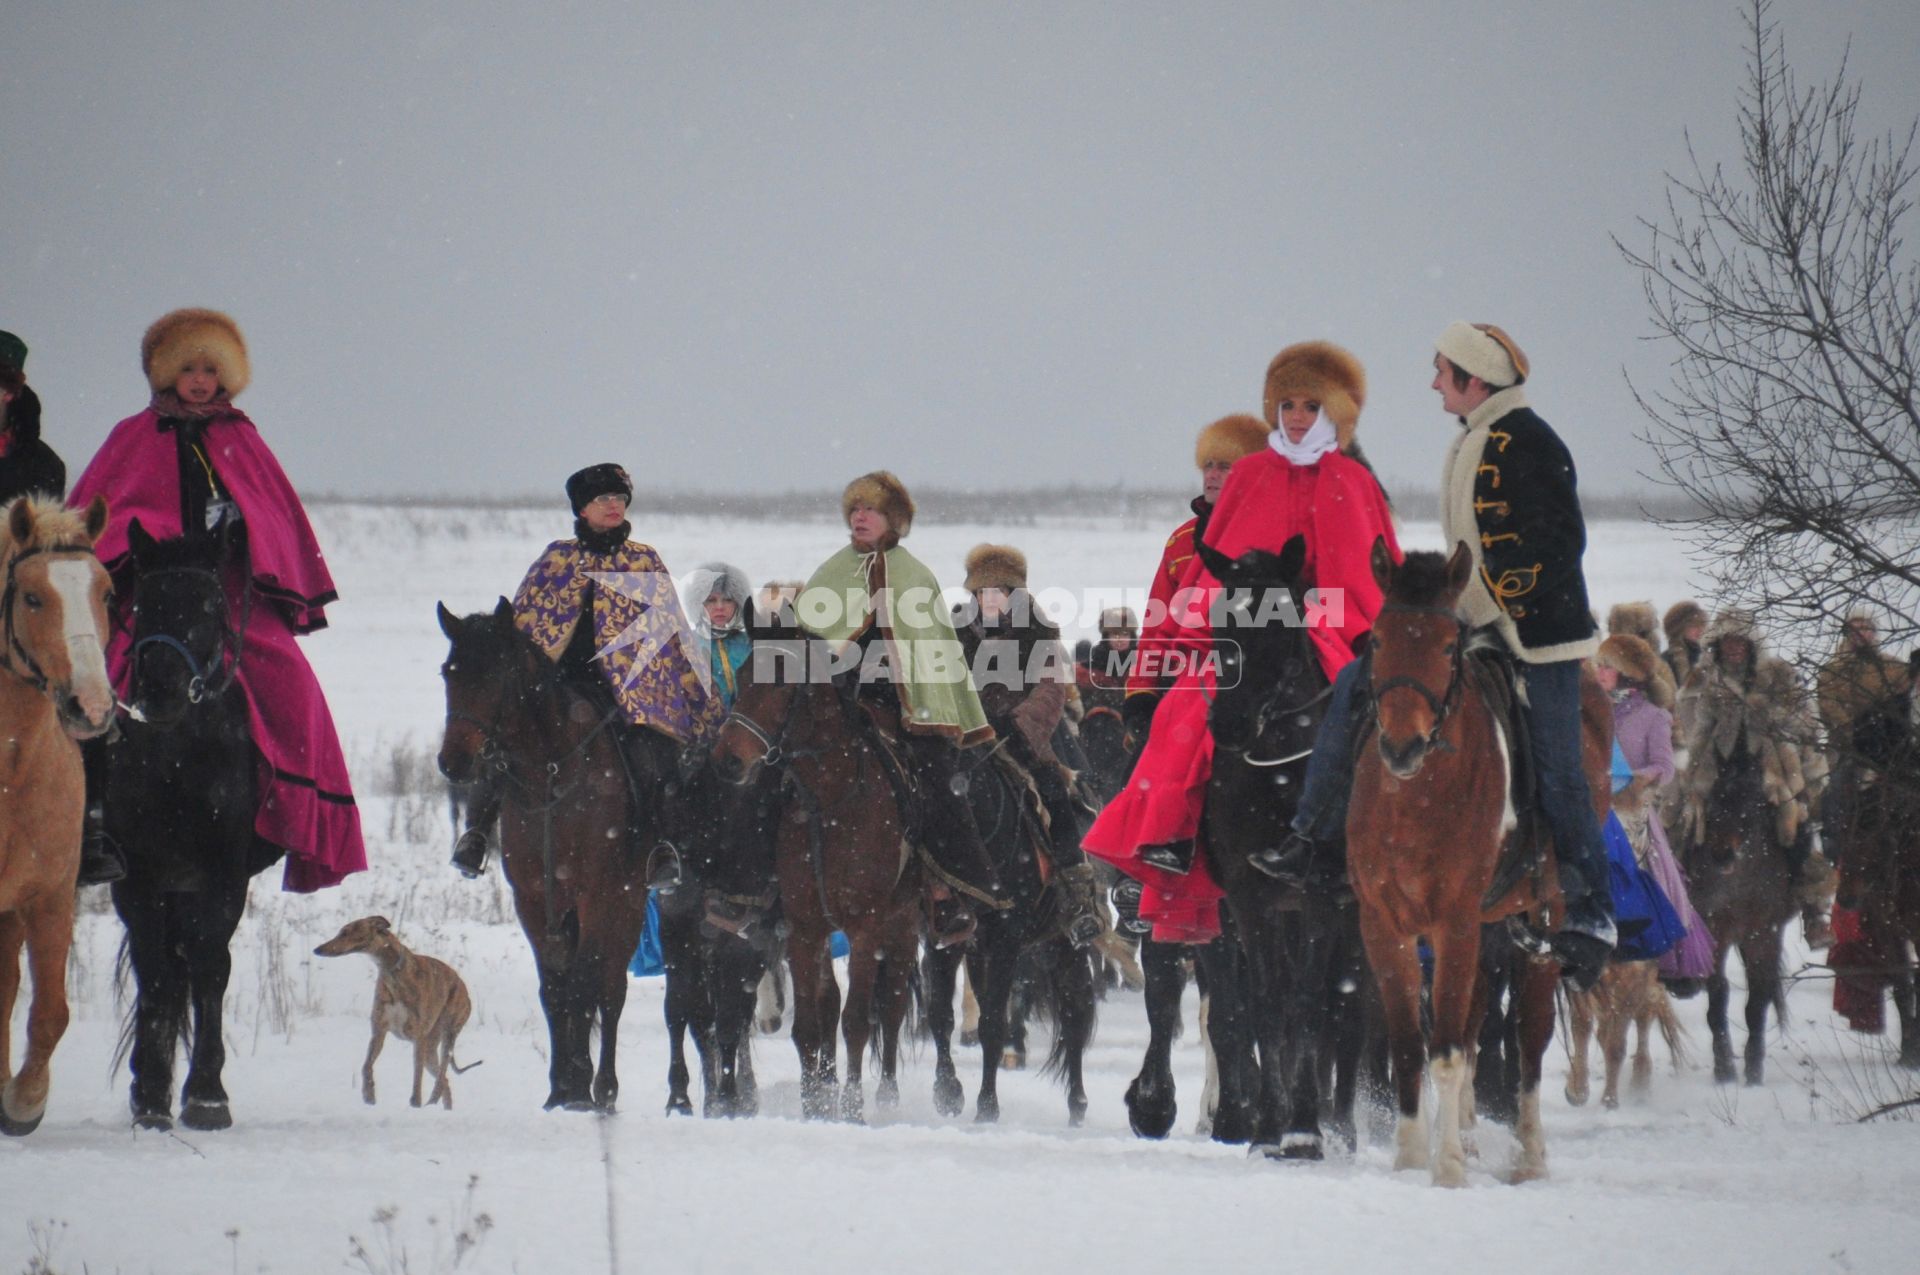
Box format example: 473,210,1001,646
686,561,755,708
1075,606,1138,716
450,464,721,888
1,331,67,508
1094,342,1396,882
69,307,366,892
954,542,1107,947
796,470,1005,947
1677,608,1836,949
1254,323,1617,989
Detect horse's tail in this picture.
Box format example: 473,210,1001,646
109,934,192,1079
1651,986,1691,1074
1038,949,1098,1085
868,953,923,1062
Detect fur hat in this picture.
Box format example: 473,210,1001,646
1194,413,1272,469
1099,606,1138,635
841,470,914,538
964,543,1027,593
1435,321,1529,389
1704,608,1759,646
142,308,250,397
0,330,26,373
1607,601,1660,648
565,462,632,515
1597,634,1675,710
1663,599,1707,647
1262,341,1367,450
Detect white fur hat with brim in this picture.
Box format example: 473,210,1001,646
1435,321,1529,389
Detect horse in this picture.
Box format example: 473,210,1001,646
0,495,113,1136
1193,536,1380,1159
924,744,1097,1124
1835,687,1920,1069
435,600,648,1112
108,518,290,1131
1122,935,1221,1139
1347,543,1610,1186
711,631,921,1122
1679,735,1796,1086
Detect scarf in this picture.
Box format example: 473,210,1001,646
1269,409,1339,466
574,518,633,556
150,387,236,422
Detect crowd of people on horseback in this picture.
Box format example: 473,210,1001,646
4,307,1917,1162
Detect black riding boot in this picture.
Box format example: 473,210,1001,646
451,769,503,878
1033,767,1106,947
78,737,127,887
906,737,1004,947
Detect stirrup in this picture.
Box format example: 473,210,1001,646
1247,831,1314,885
646,842,685,894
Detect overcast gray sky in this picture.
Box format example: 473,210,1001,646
5,1,1916,504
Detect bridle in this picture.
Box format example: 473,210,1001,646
0,542,103,695
122,563,253,723
1368,601,1467,754
1207,619,1333,769
718,678,819,787
441,637,622,804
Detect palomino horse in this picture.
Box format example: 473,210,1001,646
1349,544,1611,1186
925,744,1096,1125
1680,737,1796,1085
1195,536,1379,1158
712,632,921,1122
436,600,649,1111
110,519,290,1131
0,496,113,1135
1835,686,1920,1069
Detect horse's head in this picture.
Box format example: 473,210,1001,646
1,495,115,738
711,604,808,787
1694,735,1775,871
122,517,245,726
1367,541,1471,779
1196,535,1319,754
435,597,541,784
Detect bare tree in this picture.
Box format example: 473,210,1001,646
1621,0,1920,684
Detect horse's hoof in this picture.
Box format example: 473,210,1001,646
1712,1063,1737,1086
180,1100,231,1131
933,1074,964,1118
974,1099,1000,1125
1564,1085,1588,1107
875,1080,900,1112
563,1099,598,1113
1068,1098,1088,1129
1260,1132,1323,1162
1601,1092,1619,1111
1124,1079,1176,1141
959,1029,979,1048
0,1107,44,1137
132,1106,172,1132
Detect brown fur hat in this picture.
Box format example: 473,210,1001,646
841,470,914,538
142,308,250,397
1263,341,1366,450
1704,607,1758,646
1663,599,1707,647
1607,601,1660,648
1099,606,1139,635
964,543,1027,593
1194,413,1272,469
1597,634,1675,710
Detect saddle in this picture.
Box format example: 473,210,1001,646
1465,632,1544,911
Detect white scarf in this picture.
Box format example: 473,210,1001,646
1268,410,1338,466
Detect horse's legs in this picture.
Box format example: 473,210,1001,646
0,898,75,1136
1198,935,1258,1145
178,876,248,1130
1509,956,1558,1183
593,939,629,1113
872,944,912,1113
1895,942,1920,1071
1742,930,1782,1087
536,956,586,1110
0,914,21,1089
1124,937,1186,1139
1049,938,1096,1127
788,935,839,1120
711,944,764,1117
1325,916,1369,1154
925,943,964,1117
1599,973,1631,1110
838,939,878,1124
1706,942,1736,1084
113,887,186,1128
1365,925,1429,1173
973,932,1019,1125
1564,987,1594,1106
1425,923,1481,1188
1630,976,1656,1099
960,964,982,1047
662,947,695,1116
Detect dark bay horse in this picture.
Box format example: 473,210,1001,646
925,746,1096,1124
1348,544,1610,1186
711,635,921,1122
1194,536,1378,1158
0,496,114,1136
1836,690,1920,1069
1681,734,1799,1085
109,520,284,1131
436,600,648,1111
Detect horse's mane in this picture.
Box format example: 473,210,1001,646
1386,550,1457,609
1,496,93,558
455,607,566,700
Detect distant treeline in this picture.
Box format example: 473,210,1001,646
309,484,1697,524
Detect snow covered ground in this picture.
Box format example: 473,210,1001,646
5,504,1918,1274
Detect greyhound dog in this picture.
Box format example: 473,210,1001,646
314,916,475,1109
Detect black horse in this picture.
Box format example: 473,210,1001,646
926,746,1097,1124
1194,536,1379,1157
108,520,281,1131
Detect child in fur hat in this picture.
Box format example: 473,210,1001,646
954,542,1106,947
1596,634,1714,988
0,330,67,507
69,308,367,892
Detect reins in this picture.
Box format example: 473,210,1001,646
1369,601,1469,753
119,561,255,724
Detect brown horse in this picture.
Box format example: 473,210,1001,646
436,600,648,1111
1348,544,1610,1186
1679,736,1797,1085
0,495,114,1136
712,635,922,1122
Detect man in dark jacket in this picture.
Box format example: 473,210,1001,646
1251,322,1616,989
0,331,68,506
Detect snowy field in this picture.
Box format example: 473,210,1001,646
6,504,1919,1274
